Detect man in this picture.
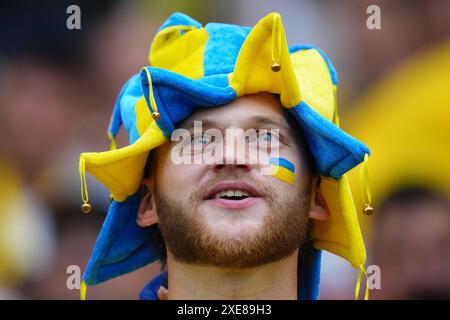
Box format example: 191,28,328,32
137,92,328,299
78,12,371,300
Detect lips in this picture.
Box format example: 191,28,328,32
204,181,262,200
203,181,264,210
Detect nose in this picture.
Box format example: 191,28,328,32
213,128,253,172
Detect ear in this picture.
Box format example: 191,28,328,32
309,175,330,221
137,178,159,227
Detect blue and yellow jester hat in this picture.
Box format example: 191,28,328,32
78,12,371,300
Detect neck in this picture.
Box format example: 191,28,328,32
166,249,299,300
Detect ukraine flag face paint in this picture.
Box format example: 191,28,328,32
270,157,296,185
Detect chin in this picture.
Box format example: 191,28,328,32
201,210,268,240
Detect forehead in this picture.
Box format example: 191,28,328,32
177,92,289,130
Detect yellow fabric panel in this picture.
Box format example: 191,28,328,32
290,49,335,121
135,96,152,136
170,43,206,79
312,175,366,268
149,26,207,79
332,84,340,126
80,121,167,202
230,13,301,107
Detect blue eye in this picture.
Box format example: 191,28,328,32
192,133,213,145
258,132,272,142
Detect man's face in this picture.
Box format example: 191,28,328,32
150,93,314,268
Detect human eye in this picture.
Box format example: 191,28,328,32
258,131,273,143
191,133,213,145
257,129,280,143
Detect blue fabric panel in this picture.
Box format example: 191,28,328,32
83,191,162,285
203,23,251,76
289,102,369,178
158,12,202,31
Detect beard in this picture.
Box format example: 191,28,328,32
154,173,312,269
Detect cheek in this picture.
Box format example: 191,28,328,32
292,157,309,189
156,157,207,200
283,145,310,187
263,172,299,197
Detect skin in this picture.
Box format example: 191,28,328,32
137,93,329,300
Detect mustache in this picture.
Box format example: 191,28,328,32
193,172,275,202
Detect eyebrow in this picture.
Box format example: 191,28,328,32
178,115,292,133
251,115,291,132
178,118,217,130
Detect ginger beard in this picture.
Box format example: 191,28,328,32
154,171,312,269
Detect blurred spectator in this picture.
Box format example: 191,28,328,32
374,187,450,299
0,0,227,299
0,0,148,298
345,24,450,300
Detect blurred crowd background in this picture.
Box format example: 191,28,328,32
0,0,449,299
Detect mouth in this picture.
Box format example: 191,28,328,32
203,181,264,209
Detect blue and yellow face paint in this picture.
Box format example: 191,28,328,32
270,158,296,185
